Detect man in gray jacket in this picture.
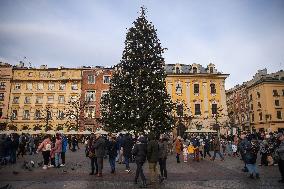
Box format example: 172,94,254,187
93,133,106,177
276,133,284,183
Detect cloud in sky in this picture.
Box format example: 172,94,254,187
0,0,284,89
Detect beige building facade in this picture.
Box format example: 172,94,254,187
0,63,13,130
248,77,284,132
8,65,83,131
165,63,229,135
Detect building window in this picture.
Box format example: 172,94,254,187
273,90,279,96
26,83,33,91
250,104,253,110
103,76,111,84
37,83,43,90
176,67,180,74
61,72,66,77
70,95,78,102
23,110,30,120
24,96,31,104
0,82,6,90
257,92,260,98
58,95,65,104
47,95,54,103
28,72,33,77
257,102,261,108
194,84,199,94
209,67,214,73
282,89,284,96
85,91,96,102
48,83,55,90
85,106,95,118
59,83,66,90
71,83,78,90
13,97,19,104
88,75,95,84
259,112,262,121
195,104,201,115
15,83,21,90
58,110,65,120
176,104,183,116
250,94,252,101
35,96,43,104
212,104,217,115
0,108,2,118
277,111,282,119
251,113,254,122
192,67,197,74
210,83,216,94
0,93,4,101
101,91,108,98
275,100,280,106
12,110,17,120
34,110,41,120
175,82,182,95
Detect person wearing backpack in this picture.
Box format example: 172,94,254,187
37,135,52,170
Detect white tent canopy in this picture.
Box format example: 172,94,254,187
185,128,217,133
94,129,108,135
79,130,92,135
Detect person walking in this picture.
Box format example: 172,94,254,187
158,136,168,181
61,134,68,167
121,133,133,173
132,136,147,188
275,132,284,183
239,132,249,172
93,133,106,177
147,132,159,186
175,136,182,163
211,136,224,161
203,137,212,159
107,135,118,174
53,133,62,168
37,135,52,170
245,135,260,179
87,134,98,175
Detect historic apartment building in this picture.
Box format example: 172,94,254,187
165,63,229,134
8,64,83,131
0,63,13,130
226,83,250,131
81,67,112,131
226,69,284,133
247,70,284,132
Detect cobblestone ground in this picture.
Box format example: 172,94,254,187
0,145,283,189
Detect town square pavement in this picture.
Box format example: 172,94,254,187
0,146,283,189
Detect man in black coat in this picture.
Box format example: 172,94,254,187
93,133,106,177
132,136,147,188
107,135,118,173
147,132,159,185
121,133,133,172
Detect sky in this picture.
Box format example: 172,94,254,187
0,0,284,89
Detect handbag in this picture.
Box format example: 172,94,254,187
88,151,95,158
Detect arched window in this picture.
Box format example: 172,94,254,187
192,67,197,73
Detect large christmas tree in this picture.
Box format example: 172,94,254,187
101,7,173,135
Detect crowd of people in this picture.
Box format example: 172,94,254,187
1,130,284,188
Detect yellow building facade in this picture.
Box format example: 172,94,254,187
8,65,83,131
165,63,229,134
248,76,284,132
